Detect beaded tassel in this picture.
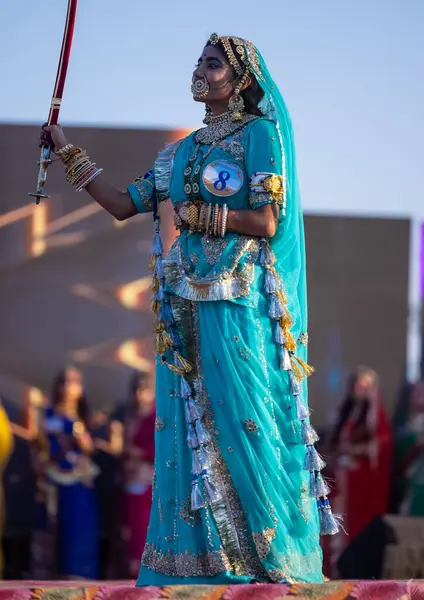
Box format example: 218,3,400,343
314,472,331,498
289,370,302,396
195,419,210,445
156,327,173,354
191,476,205,510
280,346,292,371
168,325,182,349
150,220,163,265
159,301,175,326
174,352,192,375
199,445,208,470
259,240,275,267
259,238,339,536
269,295,285,320
296,395,310,421
192,450,202,475
318,498,341,536
304,445,326,471
185,398,203,423
291,354,315,379
187,423,199,449
180,376,192,399
301,421,319,446
202,470,222,504
274,321,286,345
265,268,279,294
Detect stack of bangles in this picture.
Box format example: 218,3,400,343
56,144,103,192
175,202,229,237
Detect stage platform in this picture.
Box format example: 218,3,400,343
0,581,423,599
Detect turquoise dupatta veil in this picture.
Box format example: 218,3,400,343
222,36,341,535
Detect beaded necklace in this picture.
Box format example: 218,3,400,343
184,113,257,203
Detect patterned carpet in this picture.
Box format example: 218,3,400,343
0,581,423,600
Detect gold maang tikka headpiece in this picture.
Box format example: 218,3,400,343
208,33,263,80
208,33,254,121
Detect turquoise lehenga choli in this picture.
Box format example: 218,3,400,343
127,35,339,586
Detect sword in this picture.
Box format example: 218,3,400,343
28,0,78,204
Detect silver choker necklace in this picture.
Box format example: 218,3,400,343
195,112,257,145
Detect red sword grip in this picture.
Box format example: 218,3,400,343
28,0,78,203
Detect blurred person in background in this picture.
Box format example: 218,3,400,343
112,371,155,579
34,366,100,579
329,367,392,550
4,391,51,578
91,408,123,579
0,399,14,578
397,380,424,516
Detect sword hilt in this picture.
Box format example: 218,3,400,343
28,144,53,204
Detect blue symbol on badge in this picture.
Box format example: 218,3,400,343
202,160,244,197
214,170,231,191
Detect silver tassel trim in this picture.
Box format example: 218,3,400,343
311,472,331,498
191,476,205,510
195,419,210,445
265,267,279,294
192,449,202,475
163,243,255,302
185,398,204,423
296,395,310,421
169,325,182,348
152,287,164,303
180,376,192,400
269,295,285,320
289,370,302,396
202,470,222,504
199,444,208,470
151,226,163,257
304,445,326,471
259,241,275,267
301,421,319,446
153,140,182,202
318,498,341,536
155,255,164,279
187,423,199,449
159,301,174,326
280,346,292,371
274,321,286,345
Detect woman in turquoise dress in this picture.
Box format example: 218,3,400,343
41,33,339,585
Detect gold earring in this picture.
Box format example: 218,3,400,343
228,93,245,121
228,68,250,121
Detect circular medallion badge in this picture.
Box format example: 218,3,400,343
202,160,244,197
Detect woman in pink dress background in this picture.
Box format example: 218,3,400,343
117,372,155,578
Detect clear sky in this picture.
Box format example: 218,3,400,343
1,0,423,218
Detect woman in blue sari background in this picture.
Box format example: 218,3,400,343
41,366,100,579
41,33,339,584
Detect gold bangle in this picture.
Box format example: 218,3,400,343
62,147,85,161
220,204,228,237
67,161,93,185
56,143,75,156
213,204,219,236
205,204,212,235
66,156,91,177
198,204,207,231
187,203,199,229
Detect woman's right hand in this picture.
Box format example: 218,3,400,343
39,123,69,153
